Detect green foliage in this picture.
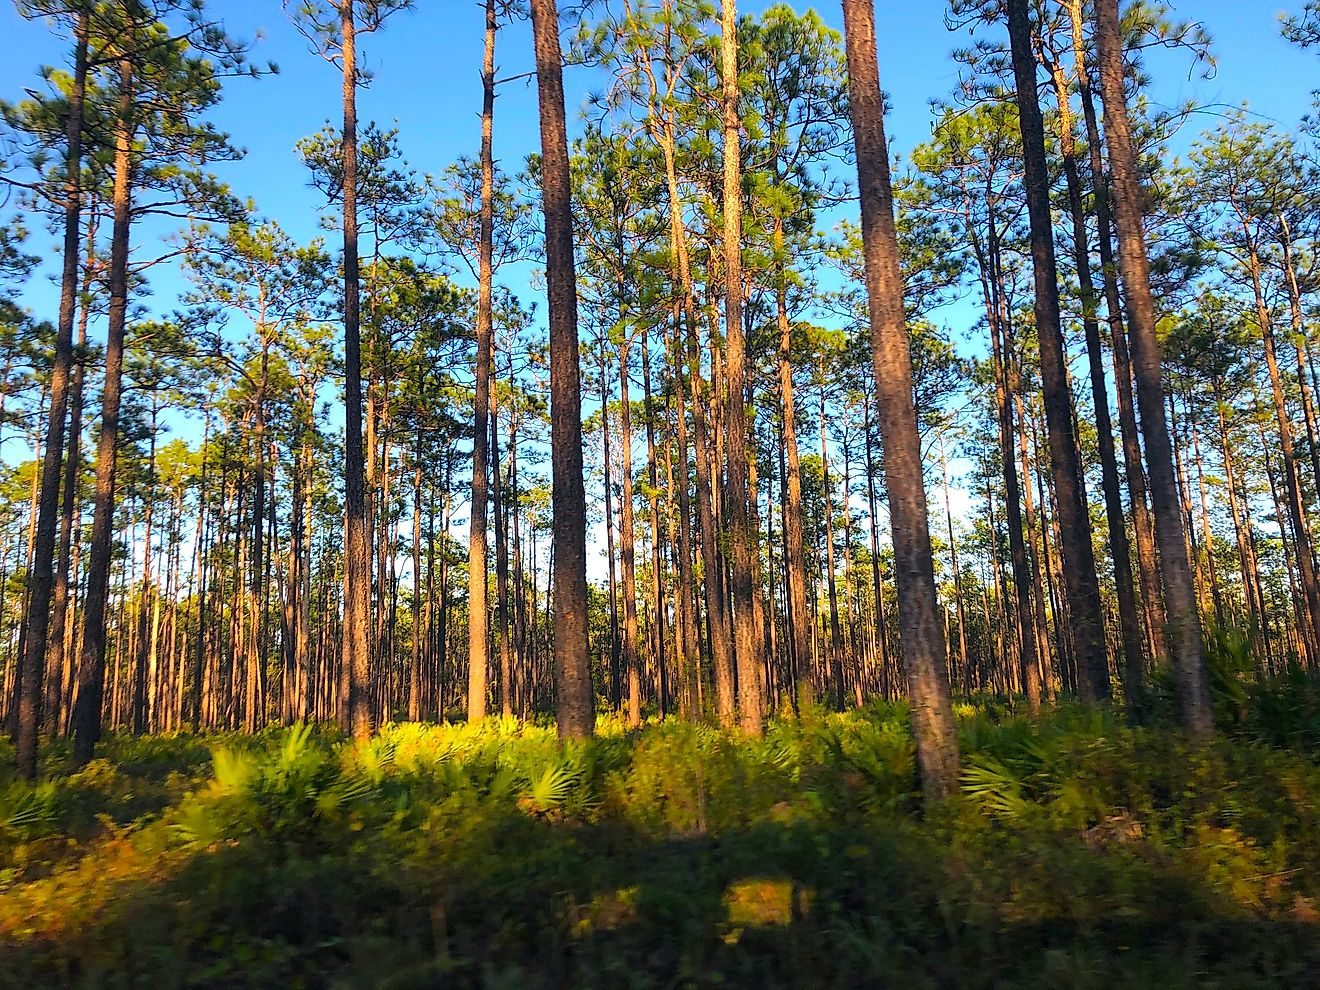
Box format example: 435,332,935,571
1246,665,1320,749
0,783,60,844
1206,623,1257,725
1282,1,1320,48
1145,624,1320,750
521,758,585,817
4,706,1320,986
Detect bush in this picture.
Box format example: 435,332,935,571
2,702,1320,987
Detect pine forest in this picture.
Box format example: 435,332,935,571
2,1,1320,985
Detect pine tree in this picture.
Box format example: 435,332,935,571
529,0,594,739
840,0,959,799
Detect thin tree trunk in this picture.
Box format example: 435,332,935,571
719,0,762,733
819,383,844,708
1093,0,1212,735
599,337,620,709
1261,426,1308,662
1018,390,1057,702
1006,0,1110,703
688,311,733,722
133,423,157,735
1188,409,1225,624
1044,42,1146,708
493,348,513,717
299,422,315,719
1065,0,1167,676
976,218,1042,712
467,0,497,723
618,335,642,727
1218,395,1270,650
862,390,893,700
529,0,594,738
939,433,969,691
16,10,88,778
339,0,372,740
73,49,134,765
668,319,700,716
192,415,212,731
410,453,423,721
641,335,667,718
50,163,96,738
776,227,811,705
653,111,733,721
1252,249,1320,656
1279,216,1320,501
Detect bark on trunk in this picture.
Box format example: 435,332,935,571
841,0,959,799
719,0,763,734
73,50,134,765
619,336,642,727
529,0,594,738
16,11,89,778
341,1,373,740
467,0,497,723
1044,41,1146,708
1006,0,1110,703
1093,0,1212,735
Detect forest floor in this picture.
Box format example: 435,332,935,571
3,670,1320,988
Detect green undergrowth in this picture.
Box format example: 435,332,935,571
2,682,1320,987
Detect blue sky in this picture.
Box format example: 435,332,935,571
1,1,1317,571
3,0,1315,320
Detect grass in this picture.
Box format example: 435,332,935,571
2,682,1320,987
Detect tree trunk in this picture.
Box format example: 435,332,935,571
641,335,667,717
667,319,701,716
192,418,212,731
16,10,88,778
73,50,133,766
719,0,762,734
599,337,620,709
1093,0,1212,735
1251,247,1320,657
820,382,844,707
50,297,90,736
776,226,811,705
1045,42,1146,709
529,0,594,738
410,453,423,721
133,425,157,735
862,390,893,700
1065,0,1168,672
939,433,969,691
975,216,1042,712
1006,0,1110,703
1279,216,1320,505
299,421,315,719
340,0,372,740
467,0,497,723
687,300,733,724
841,0,959,799
1188,409,1225,623
618,335,642,727
1217,395,1270,653
1017,389,1057,702
493,346,513,717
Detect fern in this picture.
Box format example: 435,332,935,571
277,721,315,770
961,756,1034,824
314,772,374,818
171,799,230,847
521,760,584,816
1,783,59,840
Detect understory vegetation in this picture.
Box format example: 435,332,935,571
3,664,1320,988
